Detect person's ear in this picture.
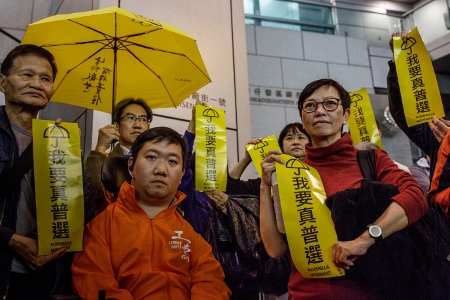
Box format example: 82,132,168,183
0,74,6,93
128,157,134,177
343,108,350,125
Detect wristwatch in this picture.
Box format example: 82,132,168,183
367,224,383,243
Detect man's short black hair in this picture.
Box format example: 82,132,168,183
297,78,351,114
131,127,187,171
278,122,311,150
1,44,57,80
112,98,153,124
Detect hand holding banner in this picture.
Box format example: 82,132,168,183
393,27,444,127
195,106,227,191
246,135,281,177
275,154,342,278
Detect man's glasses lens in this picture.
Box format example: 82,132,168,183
303,99,339,113
121,115,148,123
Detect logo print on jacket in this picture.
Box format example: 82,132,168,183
170,231,191,261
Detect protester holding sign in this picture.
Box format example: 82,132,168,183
72,127,230,300
0,44,95,299
260,78,427,299
226,123,310,196
178,102,261,299
84,98,153,214
388,30,450,180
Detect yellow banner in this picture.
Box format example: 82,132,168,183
348,88,382,149
246,135,281,177
33,119,84,255
393,27,445,127
275,154,342,278
195,106,227,191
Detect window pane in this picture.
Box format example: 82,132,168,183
244,0,255,15
260,0,299,20
245,17,256,25
299,3,332,25
261,20,301,30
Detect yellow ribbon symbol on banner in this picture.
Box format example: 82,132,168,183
33,119,84,255
247,135,281,177
348,88,382,149
275,154,342,278
195,106,227,191
393,27,444,127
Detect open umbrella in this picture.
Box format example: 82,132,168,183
21,6,211,113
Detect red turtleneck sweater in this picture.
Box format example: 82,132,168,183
287,133,427,300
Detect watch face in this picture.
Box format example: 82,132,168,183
369,225,382,238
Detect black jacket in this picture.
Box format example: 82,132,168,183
387,61,440,179
0,105,95,298
326,179,450,300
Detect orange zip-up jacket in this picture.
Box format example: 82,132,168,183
72,182,231,300
429,130,450,214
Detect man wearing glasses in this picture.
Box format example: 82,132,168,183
85,98,153,213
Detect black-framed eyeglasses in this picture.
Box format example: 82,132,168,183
302,98,341,113
120,114,149,124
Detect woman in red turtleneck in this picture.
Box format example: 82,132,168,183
259,79,427,300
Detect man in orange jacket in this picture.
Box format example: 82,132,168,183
72,127,231,300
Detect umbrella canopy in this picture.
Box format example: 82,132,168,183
21,6,211,113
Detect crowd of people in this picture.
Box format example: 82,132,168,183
1,29,450,300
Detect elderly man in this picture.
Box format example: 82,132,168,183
72,127,231,299
0,44,94,299
84,98,152,212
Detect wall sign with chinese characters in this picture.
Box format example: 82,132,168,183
33,120,85,255
249,86,301,107
275,154,342,278
393,27,444,127
348,88,382,148
195,106,227,191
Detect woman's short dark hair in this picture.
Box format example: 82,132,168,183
278,122,311,150
112,98,153,124
130,127,187,170
297,79,351,114
1,44,58,80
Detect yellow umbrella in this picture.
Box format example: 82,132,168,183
21,6,211,113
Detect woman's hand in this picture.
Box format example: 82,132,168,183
332,231,374,273
207,190,229,214
260,150,284,187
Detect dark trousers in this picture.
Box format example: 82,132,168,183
6,266,56,300
228,280,260,300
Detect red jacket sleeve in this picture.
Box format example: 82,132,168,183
429,131,450,214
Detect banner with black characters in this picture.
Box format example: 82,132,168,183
33,119,84,255
393,27,444,126
275,154,342,278
195,106,227,191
